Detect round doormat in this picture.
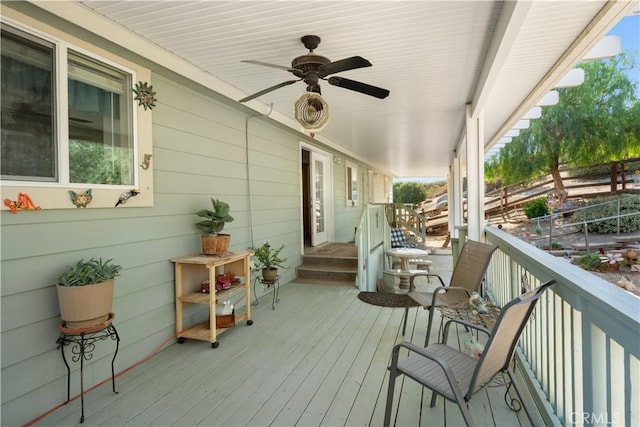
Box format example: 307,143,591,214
357,292,421,308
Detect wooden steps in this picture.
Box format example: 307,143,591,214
296,243,357,284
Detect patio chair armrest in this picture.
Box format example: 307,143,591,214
391,342,455,373
409,272,445,287
441,318,491,343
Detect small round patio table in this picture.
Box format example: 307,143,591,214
385,248,431,287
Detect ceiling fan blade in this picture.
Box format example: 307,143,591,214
318,56,371,77
241,60,297,73
327,76,390,99
239,79,300,102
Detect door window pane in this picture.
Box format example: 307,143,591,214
314,159,325,233
346,162,359,206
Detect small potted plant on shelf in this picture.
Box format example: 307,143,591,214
253,242,287,283
195,198,234,255
56,258,122,329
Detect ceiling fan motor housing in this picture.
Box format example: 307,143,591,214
291,54,331,72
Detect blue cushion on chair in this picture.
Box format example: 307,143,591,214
391,227,418,248
390,228,407,248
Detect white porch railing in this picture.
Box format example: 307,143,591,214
484,226,640,427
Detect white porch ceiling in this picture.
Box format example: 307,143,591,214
69,1,631,177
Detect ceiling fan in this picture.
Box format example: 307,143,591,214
238,35,390,103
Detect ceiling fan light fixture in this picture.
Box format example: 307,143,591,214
295,92,329,132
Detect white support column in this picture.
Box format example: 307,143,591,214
447,166,455,238
450,155,463,239
465,104,485,241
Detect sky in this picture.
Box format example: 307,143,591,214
396,13,640,185
606,14,640,95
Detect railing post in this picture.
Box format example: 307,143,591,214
583,220,590,252
617,200,621,236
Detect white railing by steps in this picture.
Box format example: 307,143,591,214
374,203,430,244
355,204,388,291
484,226,640,427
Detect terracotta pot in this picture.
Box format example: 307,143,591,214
607,263,619,272
56,280,113,329
201,234,230,255
262,267,278,283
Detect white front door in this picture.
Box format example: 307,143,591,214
310,150,331,246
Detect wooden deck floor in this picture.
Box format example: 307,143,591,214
38,254,535,426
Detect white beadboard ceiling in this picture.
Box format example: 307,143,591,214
72,0,630,178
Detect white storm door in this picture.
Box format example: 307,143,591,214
310,150,330,246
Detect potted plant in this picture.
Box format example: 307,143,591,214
56,258,122,330
195,198,234,255
253,242,287,282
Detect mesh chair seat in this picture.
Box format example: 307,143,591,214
398,343,476,401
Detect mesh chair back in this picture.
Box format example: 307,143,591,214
448,240,498,293
466,281,554,398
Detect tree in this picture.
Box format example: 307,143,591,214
486,53,640,200
393,181,427,204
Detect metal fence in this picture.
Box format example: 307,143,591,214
530,195,640,252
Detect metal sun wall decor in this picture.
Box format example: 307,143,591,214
69,189,93,208
133,81,157,110
3,192,41,214
115,188,140,207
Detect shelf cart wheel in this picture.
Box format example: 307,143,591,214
247,319,254,326
177,337,186,344
211,341,219,349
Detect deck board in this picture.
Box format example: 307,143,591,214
35,254,539,426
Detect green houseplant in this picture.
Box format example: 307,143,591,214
254,242,287,282
56,258,122,330
195,198,234,255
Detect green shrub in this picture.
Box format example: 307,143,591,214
393,181,428,204
570,195,640,233
523,197,549,219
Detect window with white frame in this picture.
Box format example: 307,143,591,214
0,21,152,209
346,161,359,206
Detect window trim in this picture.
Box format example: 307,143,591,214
1,17,153,210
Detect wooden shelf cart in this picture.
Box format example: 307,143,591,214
170,250,253,348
